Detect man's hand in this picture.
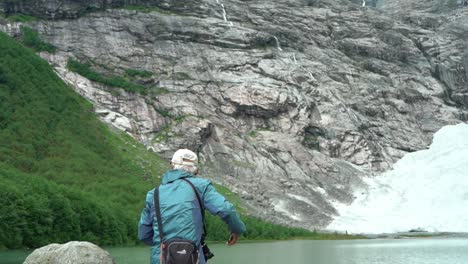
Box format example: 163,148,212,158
226,233,239,246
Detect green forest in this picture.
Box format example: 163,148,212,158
0,31,358,250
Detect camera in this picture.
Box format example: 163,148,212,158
202,243,214,260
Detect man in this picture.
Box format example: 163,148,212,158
138,149,246,264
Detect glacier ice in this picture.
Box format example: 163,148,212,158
328,123,468,234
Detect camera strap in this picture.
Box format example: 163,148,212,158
154,187,165,245
181,178,207,240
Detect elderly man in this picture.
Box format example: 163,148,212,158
138,149,246,264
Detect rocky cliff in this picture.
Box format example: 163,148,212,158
1,0,467,230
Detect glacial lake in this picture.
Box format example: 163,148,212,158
2,238,468,264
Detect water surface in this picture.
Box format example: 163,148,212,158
0,249,31,264
3,238,468,264
109,238,468,264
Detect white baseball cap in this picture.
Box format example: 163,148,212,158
171,149,198,166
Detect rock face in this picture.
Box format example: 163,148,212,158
23,241,116,264
1,0,467,229
1,0,159,19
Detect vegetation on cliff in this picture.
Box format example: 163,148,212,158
19,26,56,53
67,59,147,94
0,31,166,249
0,31,360,250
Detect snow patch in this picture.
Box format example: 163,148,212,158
287,194,318,208
273,200,302,221
315,186,327,195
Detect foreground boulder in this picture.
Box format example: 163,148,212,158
23,241,116,264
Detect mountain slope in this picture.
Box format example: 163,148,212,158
0,31,329,249
1,0,467,230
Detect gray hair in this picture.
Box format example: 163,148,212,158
173,163,198,175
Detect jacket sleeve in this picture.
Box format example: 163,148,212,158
202,183,246,234
138,191,155,245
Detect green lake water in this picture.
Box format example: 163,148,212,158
2,238,468,264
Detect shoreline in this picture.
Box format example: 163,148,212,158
3,232,468,252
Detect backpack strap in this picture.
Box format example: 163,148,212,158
153,187,165,245
181,178,207,238
154,178,207,247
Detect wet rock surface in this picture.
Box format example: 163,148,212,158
23,241,116,264
2,0,467,229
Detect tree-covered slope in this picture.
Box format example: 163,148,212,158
0,31,336,249
0,31,169,249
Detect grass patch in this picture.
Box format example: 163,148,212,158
302,231,367,240
0,31,165,248
150,115,187,144
154,107,172,118
150,114,195,143
248,127,273,138
6,14,38,22
152,125,173,143
173,72,193,80
125,68,153,78
19,26,56,53
248,130,258,137
149,87,170,97
213,184,246,214
67,59,147,94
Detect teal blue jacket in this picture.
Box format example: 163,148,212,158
138,169,246,264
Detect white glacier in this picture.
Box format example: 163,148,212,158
328,123,468,234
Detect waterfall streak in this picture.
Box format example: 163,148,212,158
273,36,283,51
287,53,317,85
221,4,228,22
217,1,233,26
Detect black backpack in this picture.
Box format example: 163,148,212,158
154,178,212,264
